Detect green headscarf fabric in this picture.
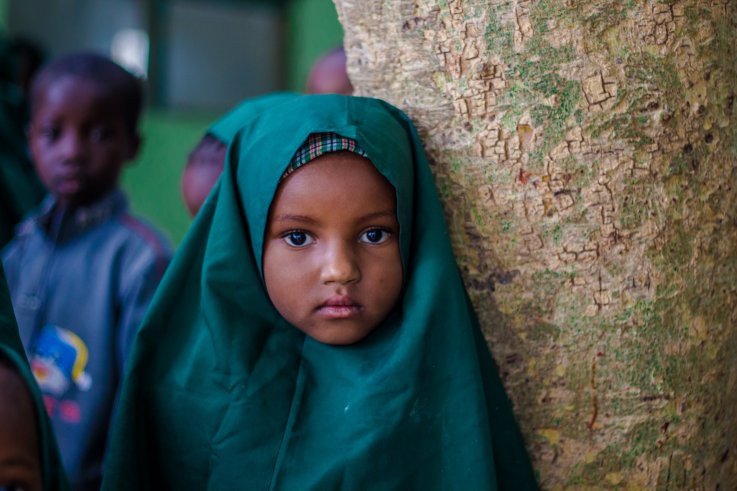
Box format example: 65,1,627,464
207,92,299,144
103,95,538,490
0,264,68,491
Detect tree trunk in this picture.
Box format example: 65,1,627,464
333,0,737,488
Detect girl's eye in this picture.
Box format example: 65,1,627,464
359,228,390,244
283,231,313,247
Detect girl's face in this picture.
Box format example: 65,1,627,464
263,151,403,345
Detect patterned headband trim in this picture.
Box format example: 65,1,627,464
282,132,368,180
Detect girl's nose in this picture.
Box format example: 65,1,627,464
320,242,360,285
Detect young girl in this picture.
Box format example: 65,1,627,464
0,264,67,491
103,95,537,490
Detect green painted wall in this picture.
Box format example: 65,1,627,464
121,110,214,245
285,0,343,91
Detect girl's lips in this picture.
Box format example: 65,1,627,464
316,296,363,319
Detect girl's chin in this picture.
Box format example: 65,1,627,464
298,320,377,346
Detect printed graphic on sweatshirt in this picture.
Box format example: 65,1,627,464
31,324,92,397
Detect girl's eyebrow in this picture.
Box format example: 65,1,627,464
273,210,396,224
358,210,397,223
272,214,318,224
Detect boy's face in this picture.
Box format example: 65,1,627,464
263,152,403,345
28,75,140,208
181,136,226,216
181,164,223,217
0,365,42,491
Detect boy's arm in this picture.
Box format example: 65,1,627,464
116,249,171,374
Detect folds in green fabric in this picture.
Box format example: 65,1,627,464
0,264,68,491
103,95,538,490
207,92,298,144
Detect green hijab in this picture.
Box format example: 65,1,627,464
0,264,68,491
103,95,537,490
208,92,299,144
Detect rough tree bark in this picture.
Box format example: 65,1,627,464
333,0,737,488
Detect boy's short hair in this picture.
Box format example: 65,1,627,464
30,52,143,135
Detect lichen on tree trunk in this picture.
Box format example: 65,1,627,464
333,0,737,488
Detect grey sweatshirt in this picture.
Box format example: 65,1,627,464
2,189,171,491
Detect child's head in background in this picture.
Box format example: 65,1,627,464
0,353,42,491
262,134,403,345
305,47,353,96
181,134,226,217
27,52,142,208
181,93,300,217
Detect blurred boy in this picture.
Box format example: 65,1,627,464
2,53,171,491
181,134,226,216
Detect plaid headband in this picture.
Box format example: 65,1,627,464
282,132,368,180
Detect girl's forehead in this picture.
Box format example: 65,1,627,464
270,152,396,217
282,150,389,184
